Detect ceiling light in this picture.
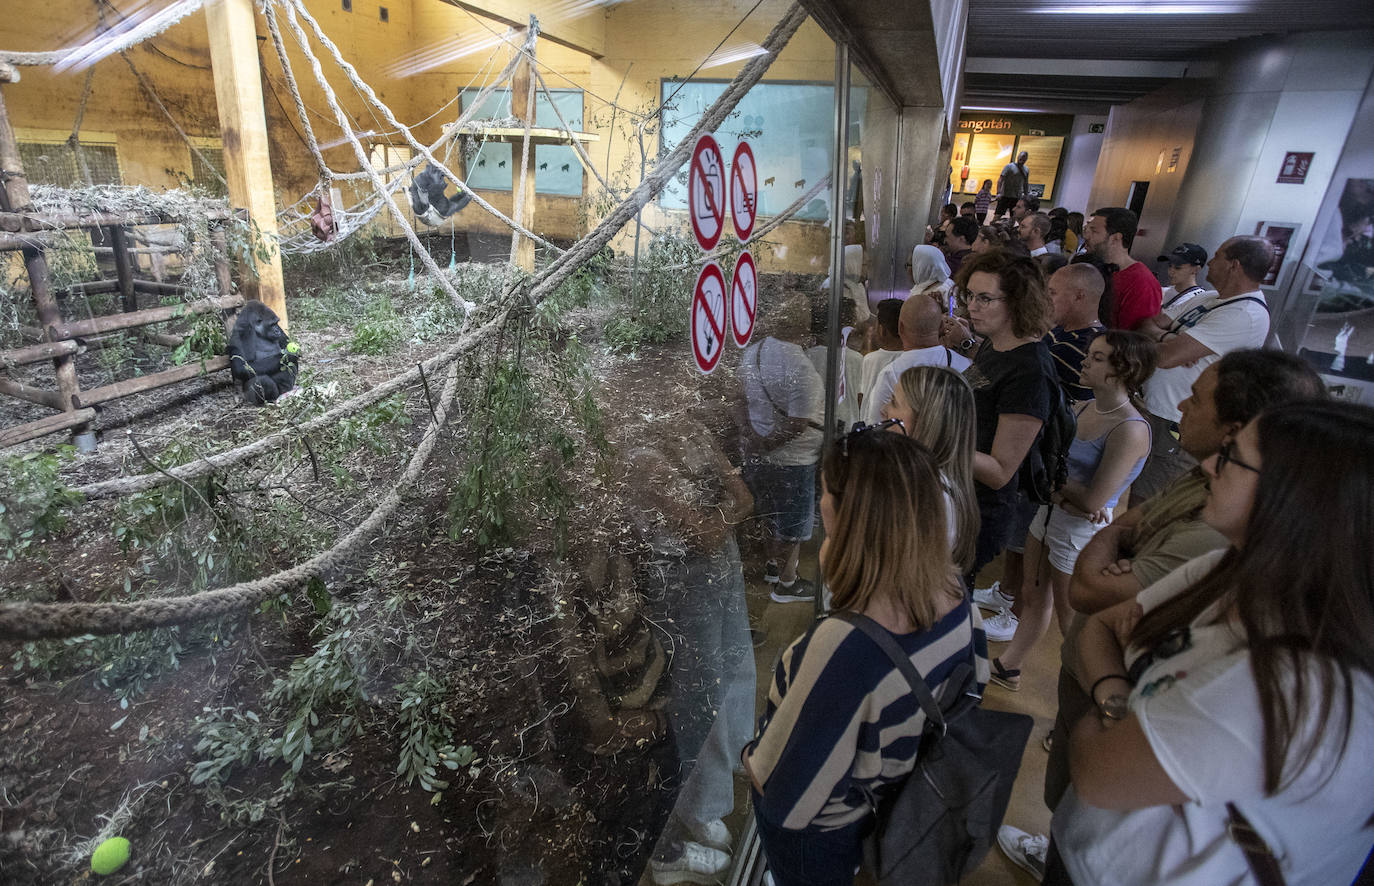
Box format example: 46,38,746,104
1032,4,1251,13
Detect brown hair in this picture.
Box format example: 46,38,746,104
895,366,980,571
1130,401,1374,794
1091,329,1156,402
958,249,1053,339
1221,236,1276,282
821,431,962,629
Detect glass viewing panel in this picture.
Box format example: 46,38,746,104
459,87,586,194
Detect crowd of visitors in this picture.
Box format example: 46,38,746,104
727,193,1374,886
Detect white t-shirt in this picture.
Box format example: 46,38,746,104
860,345,972,425
858,349,902,412
806,345,865,433
740,337,823,467
1144,290,1270,422
1160,284,1212,317
1054,550,1374,886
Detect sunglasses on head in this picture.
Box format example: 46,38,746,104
841,418,904,457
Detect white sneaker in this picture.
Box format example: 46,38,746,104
686,818,730,852
983,609,1019,642
650,841,730,885
997,825,1047,882
973,581,1016,611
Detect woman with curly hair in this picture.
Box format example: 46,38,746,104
990,330,1156,691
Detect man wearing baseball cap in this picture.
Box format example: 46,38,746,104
1157,243,1210,314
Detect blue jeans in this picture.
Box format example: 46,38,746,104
753,793,869,886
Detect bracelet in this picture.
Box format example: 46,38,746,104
1090,673,1131,704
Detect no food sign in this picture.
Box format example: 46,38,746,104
731,141,758,242
731,250,757,347
689,134,726,251
691,261,727,374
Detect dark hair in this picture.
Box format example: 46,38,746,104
958,250,1052,339
1091,329,1156,401
941,203,959,221
1090,207,1139,250
1047,213,1068,244
875,298,904,340
1067,211,1084,236
1048,206,1068,219
1131,401,1374,794
948,216,979,246
1221,236,1276,282
1212,349,1328,426
1027,212,1052,239
960,201,976,212
1018,195,1042,213
1038,253,1070,276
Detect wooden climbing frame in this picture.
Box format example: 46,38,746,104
0,64,242,449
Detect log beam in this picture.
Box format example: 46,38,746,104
205,0,288,329
48,295,243,341
0,408,98,449
74,356,230,407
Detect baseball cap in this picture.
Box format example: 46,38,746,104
1158,243,1208,266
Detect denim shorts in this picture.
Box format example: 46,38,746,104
744,461,816,543
753,791,870,886
1003,491,1041,555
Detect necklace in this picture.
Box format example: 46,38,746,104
1093,397,1131,415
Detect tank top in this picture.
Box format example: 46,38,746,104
1065,407,1151,509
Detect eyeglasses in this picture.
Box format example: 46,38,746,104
1215,441,1260,475
841,418,904,456
962,290,1006,307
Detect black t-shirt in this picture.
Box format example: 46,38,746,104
963,339,1054,507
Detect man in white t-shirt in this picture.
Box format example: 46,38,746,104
1131,236,1274,500
856,298,904,414
862,293,971,425
1156,242,1211,315
737,295,824,604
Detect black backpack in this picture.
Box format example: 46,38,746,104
832,611,1033,885
1019,355,1077,506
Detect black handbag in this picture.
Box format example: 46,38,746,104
833,610,1033,885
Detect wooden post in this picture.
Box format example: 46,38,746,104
107,225,137,312
0,81,84,418
205,0,289,329
508,24,539,273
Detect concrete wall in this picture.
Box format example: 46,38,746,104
1089,31,1374,284
1054,114,1107,214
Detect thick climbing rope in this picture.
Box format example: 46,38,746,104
261,1,330,183
0,0,209,68
278,0,563,255
275,0,476,317
0,361,462,642
527,2,807,305
120,50,228,188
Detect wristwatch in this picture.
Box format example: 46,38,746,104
958,336,977,351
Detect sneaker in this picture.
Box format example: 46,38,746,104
983,610,1019,642
650,841,730,885
997,825,1048,882
973,581,1016,612
771,577,817,604
686,818,730,853
763,560,781,584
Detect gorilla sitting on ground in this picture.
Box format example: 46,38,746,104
408,163,472,227
227,301,299,405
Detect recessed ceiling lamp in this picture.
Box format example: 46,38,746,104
1033,3,1251,13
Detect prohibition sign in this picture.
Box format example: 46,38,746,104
731,141,758,242
731,250,758,347
691,261,727,374
689,134,726,251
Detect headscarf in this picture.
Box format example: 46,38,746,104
910,244,953,294
841,244,870,321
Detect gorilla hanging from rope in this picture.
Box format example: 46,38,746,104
227,301,300,405
408,163,472,227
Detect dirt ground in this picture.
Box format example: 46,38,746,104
1,256,810,885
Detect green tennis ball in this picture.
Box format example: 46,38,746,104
286,341,301,354
91,837,131,875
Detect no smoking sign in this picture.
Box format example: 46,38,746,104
731,141,758,242
689,134,726,251
731,251,757,347
691,262,727,374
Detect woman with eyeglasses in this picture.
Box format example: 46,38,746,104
989,330,1155,692
881,365,981,574
1047,401,1374,885
742,429,988,886
940,250,1057,583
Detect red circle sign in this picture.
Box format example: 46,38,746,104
731,251,757,347
691,261,727,374
689,134,726,252
731,141,758,242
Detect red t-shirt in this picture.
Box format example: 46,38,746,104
1111,262,1163,331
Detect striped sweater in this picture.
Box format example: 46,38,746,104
744,599,990,831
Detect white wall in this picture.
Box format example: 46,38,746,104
1054,115,1108,213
